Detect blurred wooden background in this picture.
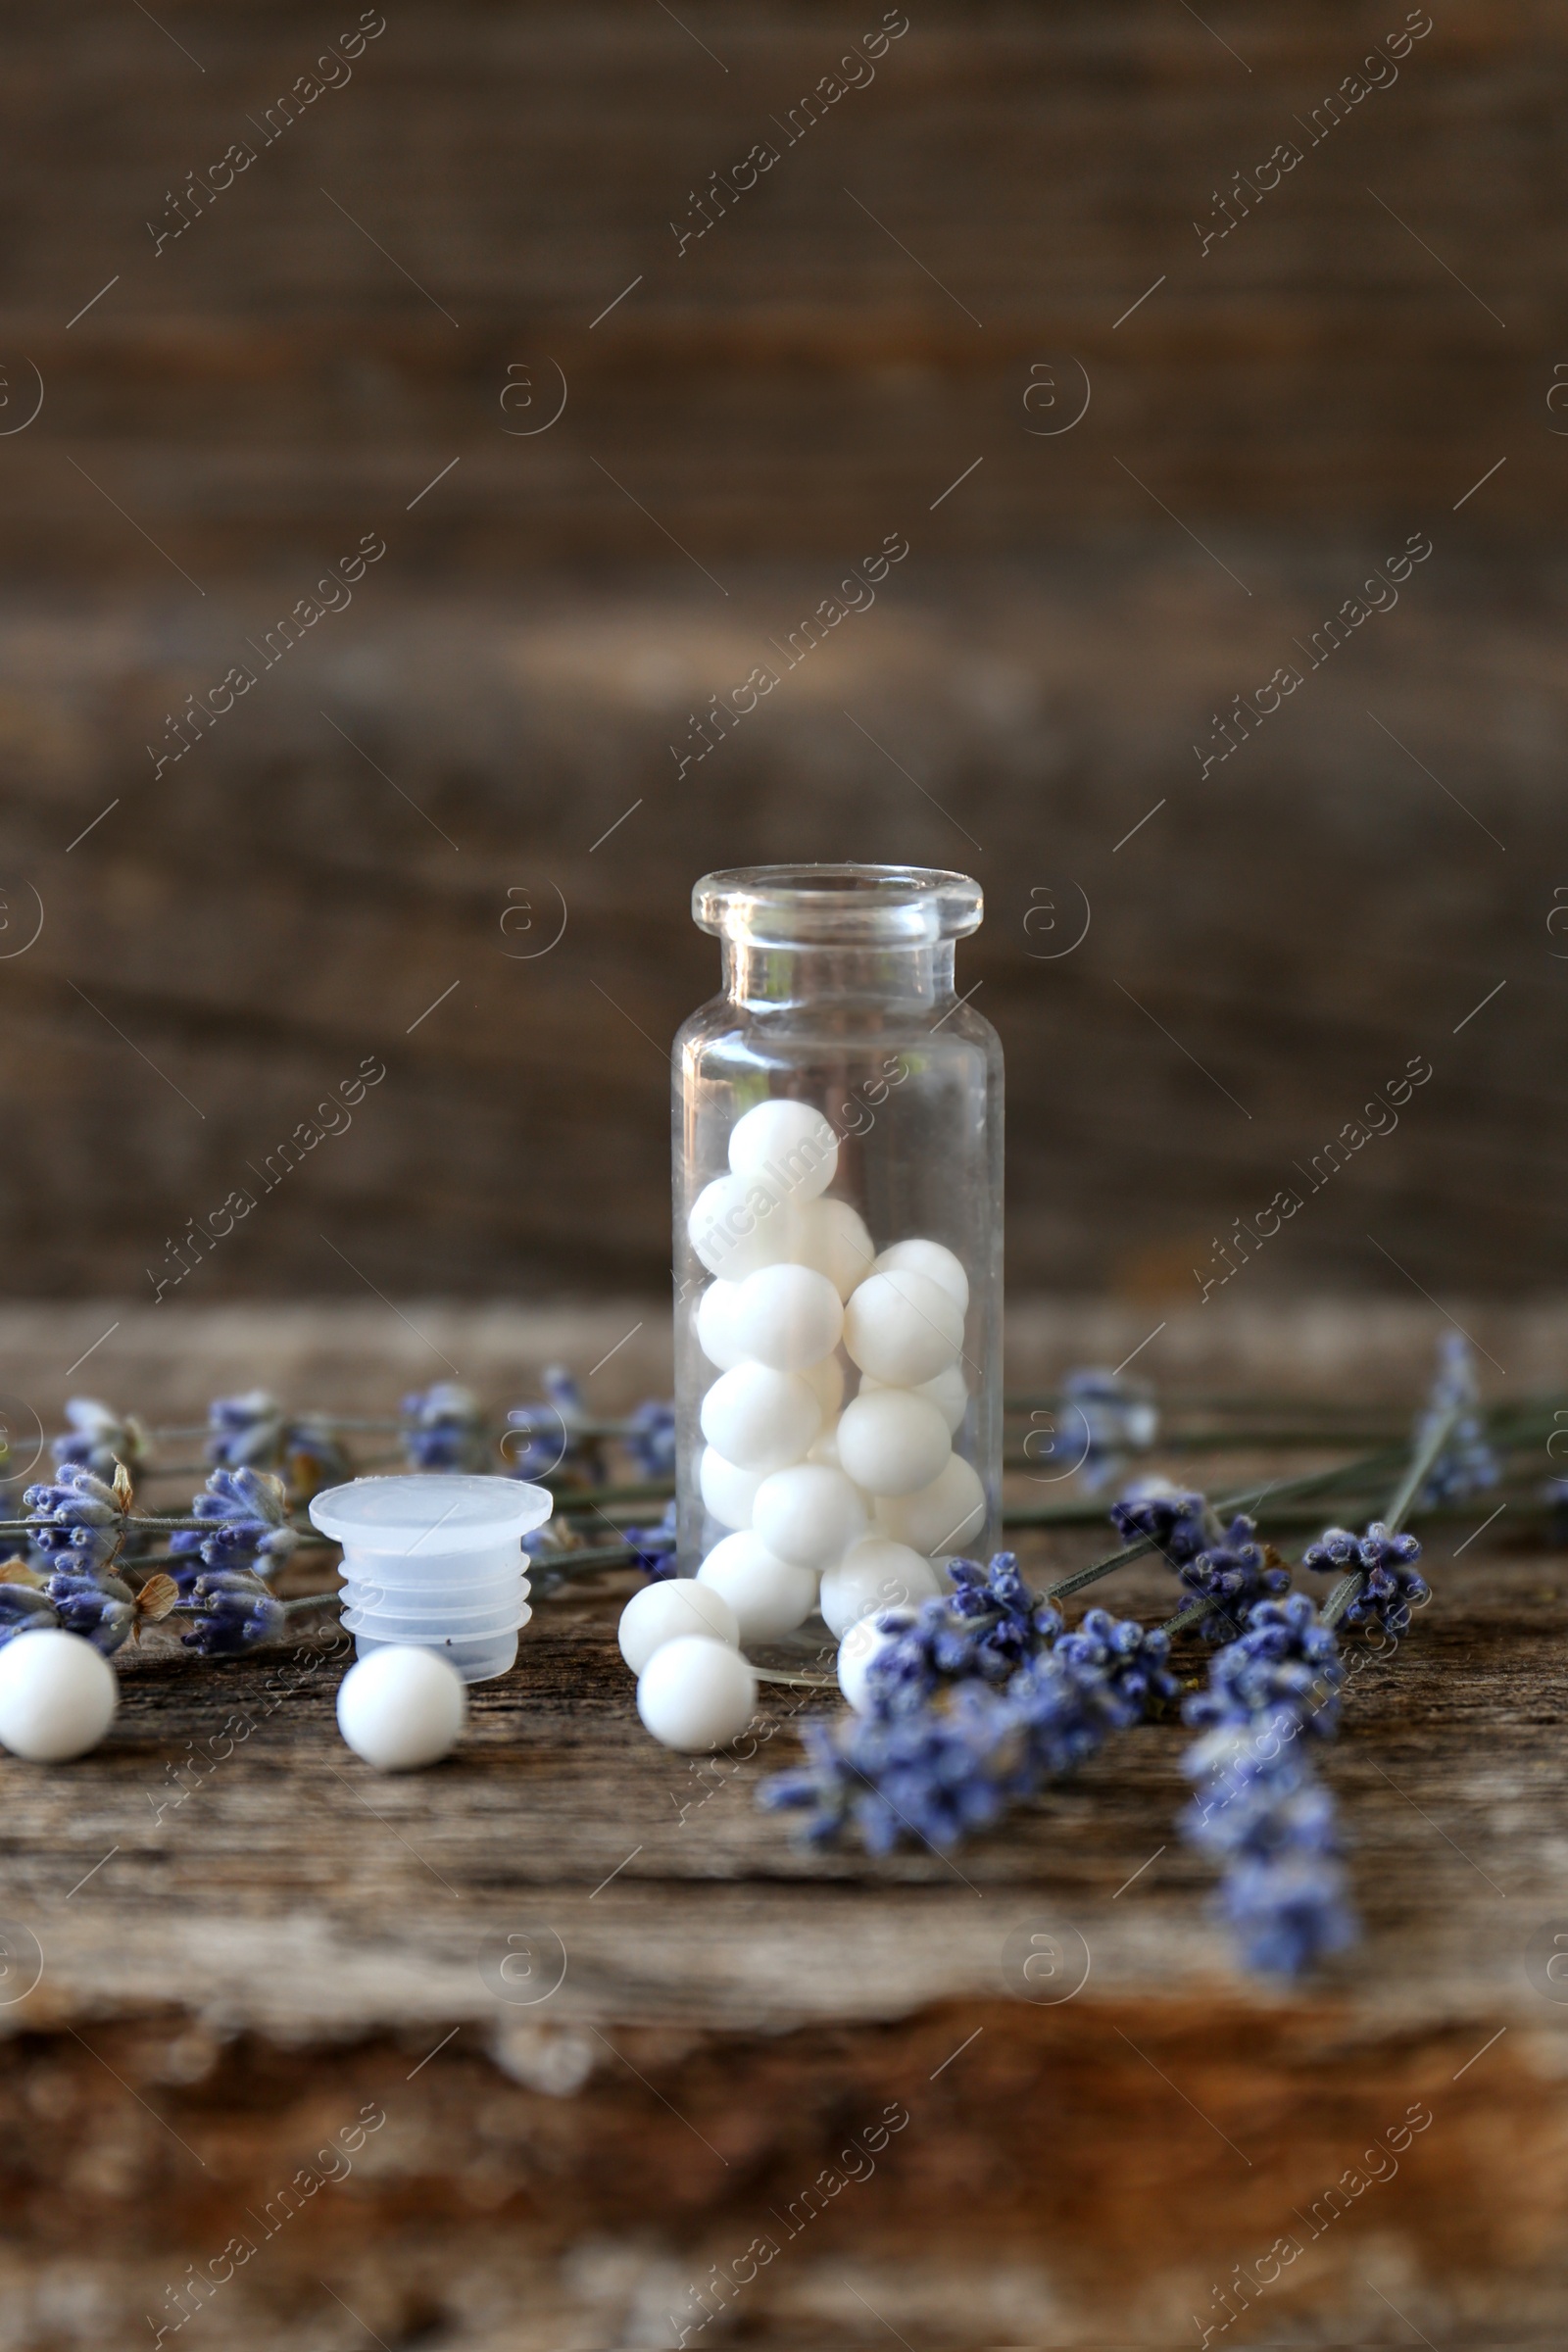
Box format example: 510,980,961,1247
0,0,1564,1302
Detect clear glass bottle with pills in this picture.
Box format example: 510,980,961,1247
673,865,1003,1640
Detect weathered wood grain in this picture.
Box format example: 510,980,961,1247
0,1305,1562,2346
2,554,1564,1300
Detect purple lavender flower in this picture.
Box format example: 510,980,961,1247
46,1566,136,1654
506,1366,603,1484
50,1397,149,1486
0,1584,60,1645
1216,1849,1357,1977
179,1566,284,1656
207,1391,285,1471
761,1567,1169,1855
46,1563,178,1655
170,1468,300,1583
624,1399,677,1481
1053,1607,1179,1729
869,1552,1062,1700
1413,1333,1499,1507
761,1680,1030,1853
1179,1514,1290,1642
1109,1478,1211,1570
1180,1598,1357,1977
24,1464,125,1579
1300,1520,1428,1636
1184,1594,1344,1740
1059,1369,1157,1494
401,1384,486,1473
624,1498,678,1579
1182,1713,1330,1852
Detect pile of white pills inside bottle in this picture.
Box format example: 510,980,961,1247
622,1098,984,1750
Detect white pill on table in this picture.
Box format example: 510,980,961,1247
820,1539,943,1639
688,1174,800,1281
728,1099,838,1201
838,1610,913,1712
731,1262,843,1372
336,1645,466,1772
874,1238,970,1314
698,1445,764,1530
618,1579,740,1674
696,1279,748,1370
836,1387,952,1496
752,1463,868,1571
700,1364,821,1471
843,1268,965,1385
861,1361,969,1435
637,1636,759,1753
801,1353,845,1421
875,1452,987,1556
697,1532,819,1642
794,1197,877,1299
0,1629,117,1762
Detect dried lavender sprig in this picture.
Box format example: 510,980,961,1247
1178,1389,1456,1976
1320,1400,1459,1629
759,1556,1179,1853
1041,1445,1409,1603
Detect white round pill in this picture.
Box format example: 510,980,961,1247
697,1532,819,1642
336,1645,466,1772
618,1579,740,1674
637,1636,758,1753
688,1174,800,1281
698,1445,764,1530
836,1388,953,1496
0,1630,117,1762
696,1280,748,1370
820,1539,943,1639
731,1263,843,1372
862,1362,968,1435
795,1197,877,1298
699,1364,821,1472
875,1452,987,1556
838,1611,913,1712
752,1463,868,1571
728,1100,838,1201
802,1353,846,1421
875,1238,970,1314
843,1268,965,1385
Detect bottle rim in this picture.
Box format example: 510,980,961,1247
693,863,982,948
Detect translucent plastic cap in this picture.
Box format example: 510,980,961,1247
309,1475,554,1556
694,864,983,951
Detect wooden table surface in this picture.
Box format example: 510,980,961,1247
0,1300,1564,2350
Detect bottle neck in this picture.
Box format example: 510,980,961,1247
722,940,956,1010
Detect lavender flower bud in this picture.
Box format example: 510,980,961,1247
171,1468,299,1582
1110,1478,1211,1569
401,1384,486,1473
207,1390,285,1470
24,1464,124,1580
1060,1368,1157,1494
0,1584,61,1645
179,1567,284,1656
50,1397,149,1486
623,1400,676,1481
46,1566,136,1655
1414,1333,1499,1506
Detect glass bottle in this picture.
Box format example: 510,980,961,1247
672,864,1004,1623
